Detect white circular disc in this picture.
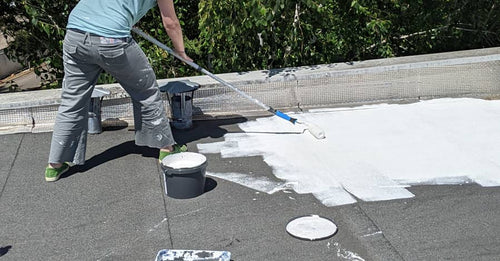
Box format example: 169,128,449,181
286,215,337,241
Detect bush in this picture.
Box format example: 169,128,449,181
0,0,74,88
0,0,201,88
197,0,500,73
198,0,340,72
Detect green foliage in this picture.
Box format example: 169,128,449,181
342,0,500,57
0,0,499,89
0,0,73,88
0,0,201,88
198,0,341,72
198,0,500,73
135,1,201,80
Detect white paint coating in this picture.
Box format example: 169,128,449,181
152,118,163,126
161,152,206,169
361,231,383,238
333,242,366,261
206,171,293,194
198,98,500,206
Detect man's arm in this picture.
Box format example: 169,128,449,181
157,0,192,61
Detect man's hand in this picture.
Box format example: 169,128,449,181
175,50,193,62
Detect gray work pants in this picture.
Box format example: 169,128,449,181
48,29,174,165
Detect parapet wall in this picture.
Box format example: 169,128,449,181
1,47,499,134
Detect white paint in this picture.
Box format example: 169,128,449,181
152,118,163,126
164,160,199,169
206,171,293,194
198,98,500,206
361,231,383,238
148,217,168,233
161,152,206,169
197,141,229,154
333,242,366,261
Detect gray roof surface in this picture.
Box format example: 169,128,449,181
1,118,500,260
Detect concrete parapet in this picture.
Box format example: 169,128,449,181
1,47,499,135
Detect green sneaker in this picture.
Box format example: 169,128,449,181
159,144,187,163
45,163,70,182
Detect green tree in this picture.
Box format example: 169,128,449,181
0,0,200,88
198,0,343,72
1,0,499,90
0,0,74,88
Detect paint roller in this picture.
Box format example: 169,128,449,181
132,27,326,139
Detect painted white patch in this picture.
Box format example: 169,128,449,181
198,98,500,206
165,160,198,169
151,118,163,126
333,242,366,261
361,231,383,238
148,217,168,232
207,171,291,194
197,141,227,154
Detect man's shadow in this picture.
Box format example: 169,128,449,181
60,116,248,191
170,116,248,145
61,140,157,177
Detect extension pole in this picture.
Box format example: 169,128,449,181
132,27,325,139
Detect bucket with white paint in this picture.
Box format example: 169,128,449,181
161,152,207,199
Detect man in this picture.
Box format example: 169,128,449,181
45,0,191,182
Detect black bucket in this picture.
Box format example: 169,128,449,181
161,152,207,199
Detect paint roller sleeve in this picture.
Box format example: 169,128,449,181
301,122,326,139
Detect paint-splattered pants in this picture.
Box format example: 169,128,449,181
48,29,174,165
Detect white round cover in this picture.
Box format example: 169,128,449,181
286,215,337,240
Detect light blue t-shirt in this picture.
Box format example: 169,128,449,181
67,0,157,38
